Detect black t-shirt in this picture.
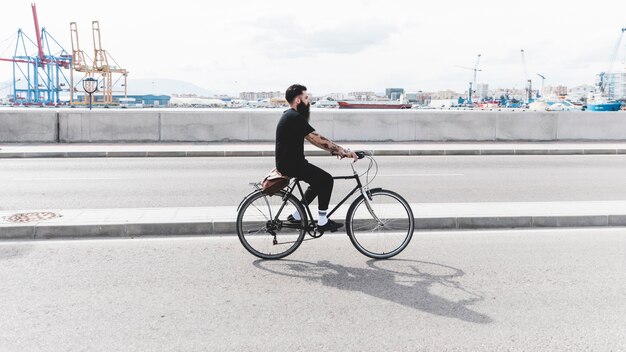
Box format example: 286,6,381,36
275,108,315,176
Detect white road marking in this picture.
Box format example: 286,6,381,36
11,177,121,181
378,173,465,177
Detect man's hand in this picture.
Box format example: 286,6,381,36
338,148,359,162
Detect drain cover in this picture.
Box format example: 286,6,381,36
3,212,62,223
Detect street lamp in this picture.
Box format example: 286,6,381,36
82,77,98,110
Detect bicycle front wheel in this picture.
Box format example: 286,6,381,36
236,190,307,260
345,189,414,259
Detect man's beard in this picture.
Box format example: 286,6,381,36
296,101,311,121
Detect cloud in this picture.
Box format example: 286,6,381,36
247,15,398,59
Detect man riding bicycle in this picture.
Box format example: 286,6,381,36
276,84,359,233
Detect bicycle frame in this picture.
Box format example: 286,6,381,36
277,167,377,234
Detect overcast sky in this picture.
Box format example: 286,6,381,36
1,0,625,95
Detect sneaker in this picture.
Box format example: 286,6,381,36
316,219,343,233
287,214,301,223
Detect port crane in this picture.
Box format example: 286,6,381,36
69,21,91,105
521,49,533,103
0,3,71,105
69,20,128,106
536,73,546,98
455,54,482,104
597,28,626,97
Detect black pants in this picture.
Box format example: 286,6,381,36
285,162,333,210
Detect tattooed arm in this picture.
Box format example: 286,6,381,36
305,132,359,161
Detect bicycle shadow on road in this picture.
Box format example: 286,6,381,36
254,259,492,324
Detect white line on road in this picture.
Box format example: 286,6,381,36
378,173,465,177
10,177,122,181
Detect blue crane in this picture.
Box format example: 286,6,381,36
0,4,71,105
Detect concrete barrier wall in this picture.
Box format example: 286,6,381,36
2,108,626,143
59,111,160,142
0,110,58,142
556,113,626,140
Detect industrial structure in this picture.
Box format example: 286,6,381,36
0,3,128,106
595,28,626,101
0,4,72,105
455,54,481,104
520,49,534,102
69,20,128,106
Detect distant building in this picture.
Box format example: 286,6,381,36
568,84,596,100
385,88,405,100
405,91,431,105
170,96,226,107
124,95,170,107
476,83,489,100
542,85,568,97
347,91,376,101
324,92,348,101
490,88,526,101
431,90,461,100
239,91,282,101
405,92,418,102
555,85,568,96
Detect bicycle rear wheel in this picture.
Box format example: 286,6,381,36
236,190,307,260
345,189,414,259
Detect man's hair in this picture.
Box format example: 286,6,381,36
285,84,307,104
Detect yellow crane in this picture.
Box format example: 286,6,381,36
69,21,91,105
91,21,128,104
69,20,128,106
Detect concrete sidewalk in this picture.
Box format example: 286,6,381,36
2,201,626,240
3,142,626,158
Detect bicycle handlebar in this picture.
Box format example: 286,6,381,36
332,150,371,160
355,151,367,159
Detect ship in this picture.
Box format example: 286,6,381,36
584,93,623,111
585,101,623,111
337,101,412,109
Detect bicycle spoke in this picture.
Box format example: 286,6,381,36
246,226,267,235
237,190,306,260
346,190,414,259
251,203,270,221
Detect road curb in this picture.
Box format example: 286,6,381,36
3,215,626,240
2,148,626,158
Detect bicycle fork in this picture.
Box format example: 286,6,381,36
361,188,384,226
351,162,384,226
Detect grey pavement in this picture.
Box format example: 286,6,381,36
1,229,625,351
3,201,626,239
4,155,626,210
4,141,626,158
3,154,626,238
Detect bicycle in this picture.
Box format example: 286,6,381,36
236,151,414,260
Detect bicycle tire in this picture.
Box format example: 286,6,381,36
345,189,414,259
236,190,307,260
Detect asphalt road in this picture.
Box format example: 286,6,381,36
1,229,624,351
2,155,626,210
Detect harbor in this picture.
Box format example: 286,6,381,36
0,5,624,111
